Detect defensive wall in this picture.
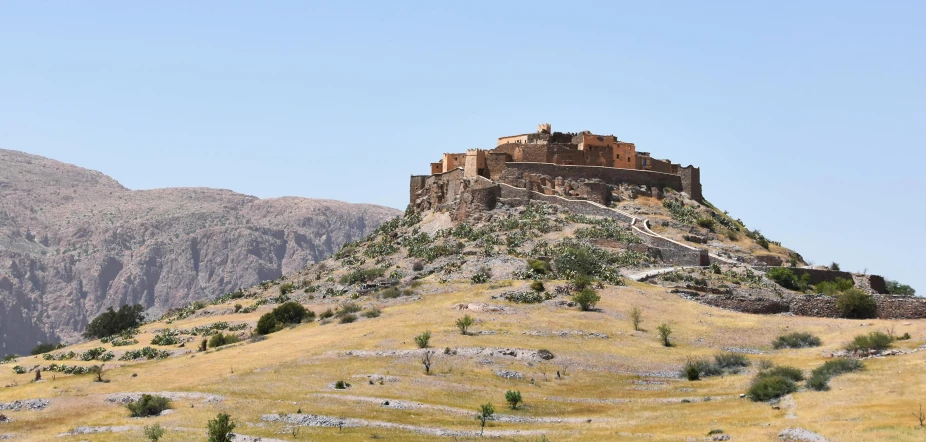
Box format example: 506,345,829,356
686,292,926,319
499,162,686,193
755,267,888,294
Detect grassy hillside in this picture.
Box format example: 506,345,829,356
1,204,923,441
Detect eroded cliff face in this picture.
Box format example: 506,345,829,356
0,149,400,354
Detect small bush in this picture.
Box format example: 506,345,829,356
505,390,523,409
846,331,893,352
573,288,600,311
208,332,240,348
748,375,797,402
143,423,165,441
836,288,877,319
471,267,491,284
334,380,350,389
337,302,362,316
571,274,594,291
886,279,916,296
814,278,854,296
806,372,830,391
530,281,545,292
30,343,57,355
379,287,401,299
767,268,810,292
319,309,334,319
764,365,804,382
456,314,475,335
657,323,673,347
526,259,552,276
812,358,863,377
696,218,714,230
255,313,280,335
272,301,309,324
630,306,643,331
714,352,750,371
279,283,296,296
363,308,382,318
898,332,912,341
207,412,236,442
414,331,432,349
127,394,172,417
412,261,425,272
773,332,822,349
339,313,357,324
83,304,145,339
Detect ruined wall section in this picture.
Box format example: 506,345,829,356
679,166,702,202
500,162,684,192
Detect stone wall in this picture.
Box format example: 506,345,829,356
757,267,855,287
689,292,926,319
686,293,791,315
500,162,684,192
679,166,702,202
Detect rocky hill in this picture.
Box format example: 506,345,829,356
0,195,923,441
0,149,400,354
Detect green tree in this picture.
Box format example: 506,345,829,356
505,390,522,409
835,288,877,319
414,331,432,349
475,403,495,436
207,412,237,442
143,423,165,442
630,306,643,331
657,323,673,347
83,304,145,339
456,314,475,335
30,343,56,355
573,288,600,311
255,313,279,335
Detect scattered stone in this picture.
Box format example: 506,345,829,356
0,399,49,411
57,426,134,437
537,349,555,360
105,392,223,404
0,414,11,423
494,370,524,380
381,401,389,406
779,427,830,441
713,435,731,441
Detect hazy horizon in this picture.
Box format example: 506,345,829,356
1,1,923,293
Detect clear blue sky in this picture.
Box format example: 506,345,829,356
1,2,923,293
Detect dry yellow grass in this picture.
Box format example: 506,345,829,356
1,278,924,441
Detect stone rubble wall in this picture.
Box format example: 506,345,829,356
691,292,926,319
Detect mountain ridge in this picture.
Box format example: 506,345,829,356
0,149,401,354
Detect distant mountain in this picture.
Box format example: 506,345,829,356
0,149,400,354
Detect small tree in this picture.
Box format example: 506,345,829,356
836,288,877,319
914,403,925,427
143,423,165,442
207,412,236,442
657,323,673,347
475,402,495,436
505,390,522,409
421,350,433,374
630,306,643,331
573,288,600,311
456,314,475,335
414,331,432,349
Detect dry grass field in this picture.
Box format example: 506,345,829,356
1,275,924,441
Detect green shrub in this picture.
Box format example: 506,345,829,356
379,287,401,299
319,309,334,319
143,422,165,441
339,313,357,324
836,288,877,319
279,283,296,296
207,412,236,442
530,281,545,292
255,313,279,335
471,267,491,284
526,259,552,276
766,268,810,292
811,358,863,377
505,390,523,409
127,394,172,417
805,372,830,391
886,279,916,296
630,306,643,331
334,380,350,389
573,288,600,311
414,331,432,349
657,323,673,347
208,332,240,348
696,218,715,230
339,267,386,285
764,365,804,382
571,274,595,290
337,302,362,316
456,314,475,335
899,332,912,340
83,304,145,339
683,362,701,381
501,291,552,303
748,375,797,401
773,332,822,349
845,331,893,352
30,343,57,355
271,301,309,324
756,236,770,250
815,278,854,296
363,308,382,318
714,352,750,371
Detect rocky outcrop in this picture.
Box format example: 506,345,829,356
0,149,400,354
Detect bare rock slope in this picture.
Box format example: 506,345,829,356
0,149,400,354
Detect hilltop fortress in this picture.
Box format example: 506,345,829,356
410,123,702,213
